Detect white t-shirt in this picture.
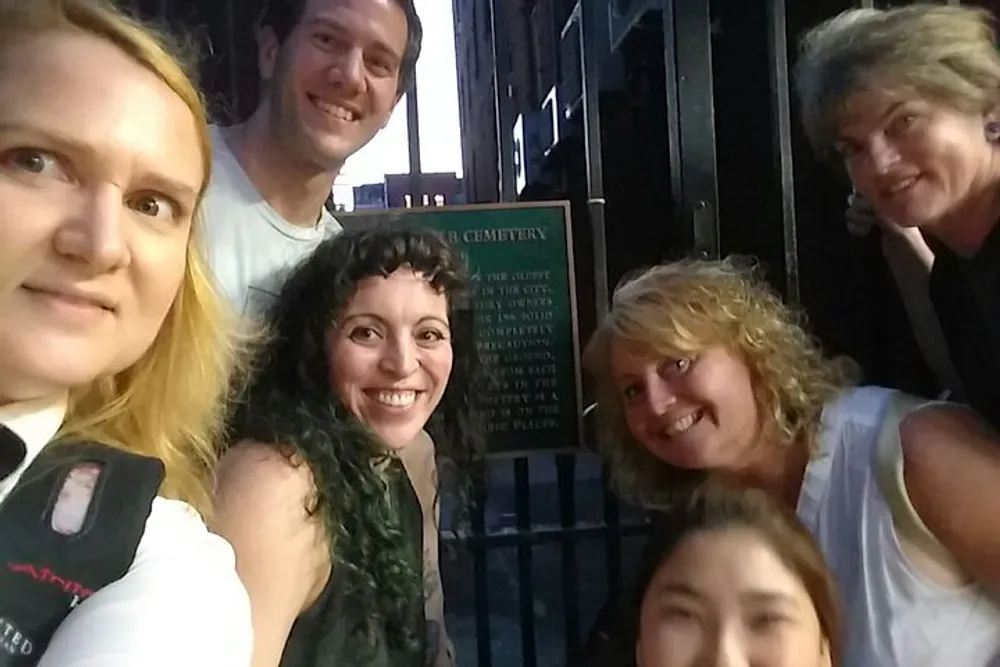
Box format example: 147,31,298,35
799,386,1000,667
200,125,342,318
0,397,253,667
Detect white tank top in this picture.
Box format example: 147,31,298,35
797,386,1000,667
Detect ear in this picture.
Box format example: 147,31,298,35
256,24,281,83
984,105,1000,142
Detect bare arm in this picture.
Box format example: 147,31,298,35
900,407,1000,595
213,442,332,667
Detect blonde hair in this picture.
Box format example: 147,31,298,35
0,0,244,517
583,258,853,505
795,5,1000,158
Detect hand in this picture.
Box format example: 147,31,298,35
846,191,908,239
845,191,880,237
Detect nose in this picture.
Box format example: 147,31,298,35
52,186,130,274
380,335,418,378
869,135,900,175
642,375,677,417
329,48,365,95
700,626,749,667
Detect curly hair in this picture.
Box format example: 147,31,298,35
229,225,483,654
583,257,854,506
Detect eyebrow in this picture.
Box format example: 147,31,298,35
307,15,404,63
837,100,904,143
0,121,200,201
654,583,800,607
342,313,450,329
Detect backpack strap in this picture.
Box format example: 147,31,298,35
0,441,164,666
873,390,959,570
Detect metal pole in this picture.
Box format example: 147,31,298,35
671,0,720,259
406,77,423,207
660,0,684,230
766,0,800,305
579,1,609,319
489,0,516,202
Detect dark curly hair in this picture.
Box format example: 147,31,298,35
229,225,484,654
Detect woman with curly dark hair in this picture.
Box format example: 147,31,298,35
213,226,483,667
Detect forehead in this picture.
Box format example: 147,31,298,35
837,85,929,137
302,0,409,52
0,31,204,193
344,268,448,316
653,528,806,598
609,337,658,371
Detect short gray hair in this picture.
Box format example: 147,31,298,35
795,5,1000,159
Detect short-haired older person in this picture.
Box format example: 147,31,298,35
796,5,1000,430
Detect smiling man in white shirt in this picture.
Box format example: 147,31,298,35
201,0,421,318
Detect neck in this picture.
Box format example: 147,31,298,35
0,392,68,426
227,106,342,228
716,428,810,510
931,155,1000,256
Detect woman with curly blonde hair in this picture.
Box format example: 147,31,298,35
585,258,1000,667
0,0,251,664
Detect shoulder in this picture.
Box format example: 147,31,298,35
898,402,994,465
201,126,255,222
323,213,343,235
38,497,253,667
212,442,332,641
131,497,247,600
215,441,320,524
818,386,892,446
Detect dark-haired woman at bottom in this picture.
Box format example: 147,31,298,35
214,227,483,667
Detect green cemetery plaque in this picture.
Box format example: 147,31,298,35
338,202,582,456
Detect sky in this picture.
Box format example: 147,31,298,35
333,0,464,208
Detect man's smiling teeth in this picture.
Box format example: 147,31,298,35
313,97,356,121
664,410,702,436
373,390,416,407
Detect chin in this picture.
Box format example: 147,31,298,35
377,426,422,451
16,357,106,394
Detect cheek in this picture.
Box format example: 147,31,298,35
637,611,692,665
845,156,872,186
911,126,975,172
329,344,372,392
0,185,62,286
373,82,400,114
136,236,188,323
624,408,647,441
427,347,453,393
